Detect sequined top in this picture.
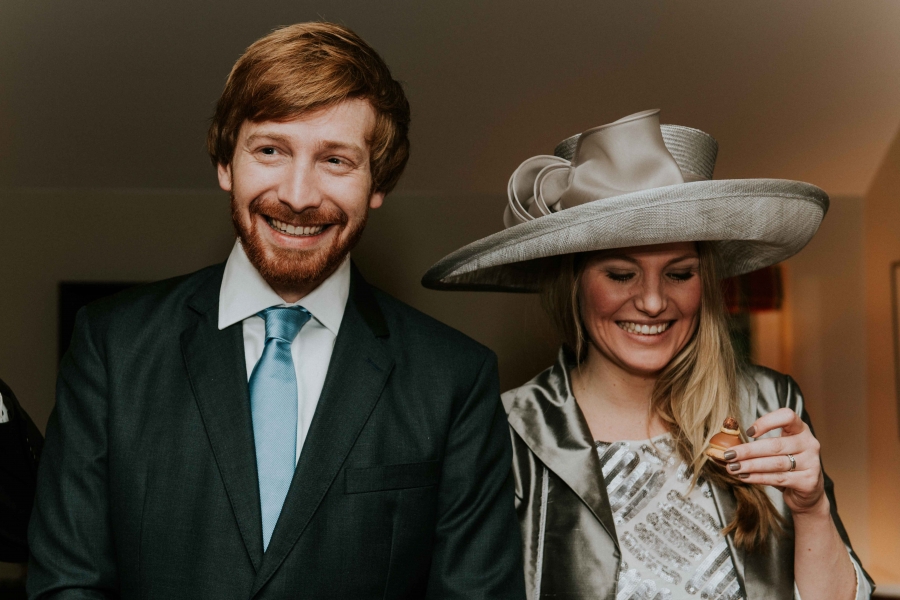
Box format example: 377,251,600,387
596,434,744,600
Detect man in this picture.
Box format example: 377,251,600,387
28,23,525,599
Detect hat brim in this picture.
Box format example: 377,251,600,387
422,179,828,292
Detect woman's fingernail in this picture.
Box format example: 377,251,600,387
746,426,756,437
738,474,750,479
728,462,741,472
723,450,736,461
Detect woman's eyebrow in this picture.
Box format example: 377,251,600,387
591,252,699,266
596,253,639,264
667,254,700,266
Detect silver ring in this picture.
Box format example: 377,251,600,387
787,454,796,472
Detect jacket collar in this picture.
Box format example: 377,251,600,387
502,349,619,549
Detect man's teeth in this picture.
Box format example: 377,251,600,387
618,321,671,335
269,218,325,236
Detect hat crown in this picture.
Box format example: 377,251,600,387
503,110,720,228
554,121,719,183
561,109,684,209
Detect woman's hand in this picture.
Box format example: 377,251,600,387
723,407,828,516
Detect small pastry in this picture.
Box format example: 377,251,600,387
705,417,741,464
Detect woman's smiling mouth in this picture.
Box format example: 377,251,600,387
616,321,673,336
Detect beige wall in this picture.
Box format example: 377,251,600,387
863,127,900,586
784,197,870,564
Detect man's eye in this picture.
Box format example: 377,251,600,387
260,147,277,156
327,157,346,165
606,272,635,282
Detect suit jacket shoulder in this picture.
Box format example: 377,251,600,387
66,264,225,373
370,286,490,352
79,264,223,333
362,281,496,387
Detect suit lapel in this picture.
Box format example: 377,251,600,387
503,351,619,549
251,266,393,596
181,267,264,571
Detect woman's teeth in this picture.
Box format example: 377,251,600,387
268,218,326,236
617,321,671,335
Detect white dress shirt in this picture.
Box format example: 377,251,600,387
218,240,350,464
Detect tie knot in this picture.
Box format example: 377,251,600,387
259,306,312,343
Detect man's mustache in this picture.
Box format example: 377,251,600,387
248,198,349,227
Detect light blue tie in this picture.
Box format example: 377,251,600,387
249,306,311,551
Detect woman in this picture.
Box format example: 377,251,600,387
423,110,872,599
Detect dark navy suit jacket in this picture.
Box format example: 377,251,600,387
28,263,525,599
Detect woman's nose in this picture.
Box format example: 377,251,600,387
634,279,667,316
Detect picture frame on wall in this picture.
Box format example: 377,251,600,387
891,261,900,438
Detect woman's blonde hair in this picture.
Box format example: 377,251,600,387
541,242,784,550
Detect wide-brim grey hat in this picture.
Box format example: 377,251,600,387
422,109,828,292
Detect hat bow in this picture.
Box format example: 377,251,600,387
504,109,718,228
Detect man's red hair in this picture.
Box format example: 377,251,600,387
208,22,410,194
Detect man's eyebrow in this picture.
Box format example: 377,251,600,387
316,140,366,156
244,132,291,146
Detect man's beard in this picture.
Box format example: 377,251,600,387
231,195,368,292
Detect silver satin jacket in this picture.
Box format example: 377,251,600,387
502,350,873,600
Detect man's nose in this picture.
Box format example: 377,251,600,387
634,278,667,316
279,161,323,211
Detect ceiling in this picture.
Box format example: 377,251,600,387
2,0,899,196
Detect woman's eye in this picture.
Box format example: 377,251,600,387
327,157,346,166
606,271,635,282
668,271,695,282
260,147,277,156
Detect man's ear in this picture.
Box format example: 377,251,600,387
369,191,385,210
217,163,233,192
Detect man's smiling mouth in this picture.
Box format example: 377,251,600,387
265,217,329,237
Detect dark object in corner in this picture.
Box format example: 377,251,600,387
0,378,43,562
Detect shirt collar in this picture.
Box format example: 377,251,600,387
218,240,350,336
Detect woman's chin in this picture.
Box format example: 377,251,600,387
590,340,679,378
614,352,676,377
